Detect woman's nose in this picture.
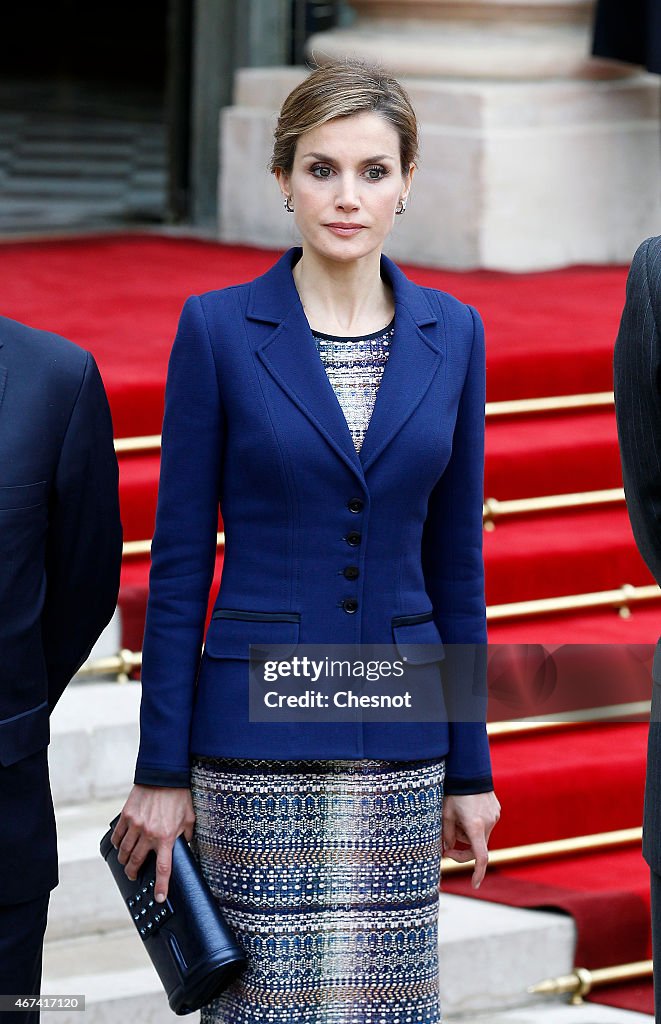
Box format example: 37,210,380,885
334,175,360,211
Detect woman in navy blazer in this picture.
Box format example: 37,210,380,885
114,58,499,1020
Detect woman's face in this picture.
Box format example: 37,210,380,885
276,110,414,265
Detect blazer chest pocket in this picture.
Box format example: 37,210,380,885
0,480,47,511
391,612,445,664
204,609,301,661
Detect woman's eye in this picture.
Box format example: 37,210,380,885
309,164,387,180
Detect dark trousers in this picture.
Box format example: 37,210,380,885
653,869,661,1021
0,893,50,1024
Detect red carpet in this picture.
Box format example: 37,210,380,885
487,724,647,849
1,233,657,1015
484,506,653,606
484,408,622,500
588,981,654,1015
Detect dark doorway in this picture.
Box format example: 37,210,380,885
0,0,171,232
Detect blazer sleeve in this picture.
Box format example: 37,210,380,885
613,236,661,587
134,296,224,788
421,303,493,795
42,352,123,711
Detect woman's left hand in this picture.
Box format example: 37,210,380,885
441,791,501,889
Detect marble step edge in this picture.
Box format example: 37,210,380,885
40,927,182,1024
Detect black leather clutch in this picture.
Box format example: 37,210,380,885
100,814,248,1015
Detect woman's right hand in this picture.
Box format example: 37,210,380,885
111,784,196,903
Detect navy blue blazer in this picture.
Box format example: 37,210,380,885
134,247,493,796
0,316,122,903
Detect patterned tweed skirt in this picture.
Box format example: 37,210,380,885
189,754,446,1024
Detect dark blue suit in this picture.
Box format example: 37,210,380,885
134,247,493,796
0,316,122,1011
614,235,661,1019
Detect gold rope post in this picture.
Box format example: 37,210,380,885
487,700,651,737
487,583,661,621
529,960,653,1005
122,532,225,558
114,435,161,453
483,488,624,530
485,392,614,417
76,649,142,685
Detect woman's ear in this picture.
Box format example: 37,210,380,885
274,167,290,201
403,162,416,202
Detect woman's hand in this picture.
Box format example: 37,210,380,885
442,791,501,889
111,784,196,903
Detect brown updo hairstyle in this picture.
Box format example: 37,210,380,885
269,58,419,178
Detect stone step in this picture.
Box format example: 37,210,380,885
47,798,129,941
40,929,193,1024
438,893,575,1016
49,681,140,806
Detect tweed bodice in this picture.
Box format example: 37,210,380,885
311,317,395,453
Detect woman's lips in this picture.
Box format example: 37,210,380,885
325,224,365,236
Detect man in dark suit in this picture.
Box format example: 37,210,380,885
614,235,661,1019
0,315,122,1021
593,0,661,75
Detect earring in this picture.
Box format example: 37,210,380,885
395,197,407,215
284,195,294,213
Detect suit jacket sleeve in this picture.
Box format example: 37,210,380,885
42,351,123,711
614,236,661,588
421,303,493,795
134,296,224,788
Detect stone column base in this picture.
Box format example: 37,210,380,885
219,67,661,271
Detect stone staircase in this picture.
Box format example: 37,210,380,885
39,678,653,1023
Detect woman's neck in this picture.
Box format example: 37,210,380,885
292,246,395,337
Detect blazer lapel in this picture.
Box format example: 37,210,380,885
253,289,366,483
358,254,442,473
249,247,443,481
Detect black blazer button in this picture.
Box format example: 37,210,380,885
348,498,364,513
346,531,361,547
342,598,358,614
343,566,359,580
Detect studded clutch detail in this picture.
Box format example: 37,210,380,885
100,813,247,1015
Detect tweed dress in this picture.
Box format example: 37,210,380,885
190,317,446,1024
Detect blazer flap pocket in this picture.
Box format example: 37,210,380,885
0,702,50,766
0,480,48,511
205,611,300,661
392,614,444,664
